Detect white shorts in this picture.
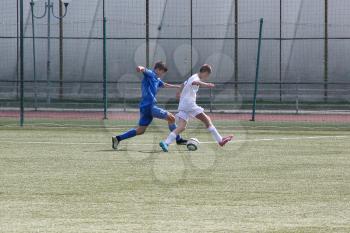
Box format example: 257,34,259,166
176,106,204,122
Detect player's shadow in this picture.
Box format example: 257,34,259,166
93,146,189,154
93,148,162,154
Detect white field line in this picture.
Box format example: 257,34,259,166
0,135,348,146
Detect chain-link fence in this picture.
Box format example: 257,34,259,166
1,0,350,125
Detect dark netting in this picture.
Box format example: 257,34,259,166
0,0,349,126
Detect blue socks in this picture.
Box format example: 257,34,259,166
168,123,181,141
116,128,137,141
117,125,182,142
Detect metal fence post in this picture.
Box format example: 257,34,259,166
324,0,329,102
234,0,238,101
20,0,24,127
47,0,51,104
146,0,150,67
103,0,108,119
251,18,264,122
16,0,19,100
190,0,193,75
30,0,38,111
59,1,64,100
279,0,282,102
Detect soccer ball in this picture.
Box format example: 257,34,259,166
186,138,200,151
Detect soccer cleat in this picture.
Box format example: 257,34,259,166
176,138,188,145
159,141,169,152
219,135,233,147
112,136,120,150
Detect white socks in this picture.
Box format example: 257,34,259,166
208,126,222,143
165,126,222,145
165,132,177,145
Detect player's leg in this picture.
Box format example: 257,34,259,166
112,108,152,150
195,112,233,147
166,112,188,145
151,106,187,145
135,126,148,135
112,127,137,149
160,115,188,152
167,117,187,142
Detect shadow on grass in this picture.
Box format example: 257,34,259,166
92,148,162,154
93,147,190,154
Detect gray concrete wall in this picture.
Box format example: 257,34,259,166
0,0,349,102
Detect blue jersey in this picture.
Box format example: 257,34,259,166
139,69,165,108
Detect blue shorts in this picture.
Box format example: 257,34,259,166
138,105,168,126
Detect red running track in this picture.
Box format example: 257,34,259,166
1,110,350,123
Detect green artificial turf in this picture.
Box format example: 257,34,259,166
0,119,349,232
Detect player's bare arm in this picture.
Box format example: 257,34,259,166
192,80,215,88
163,83,181,88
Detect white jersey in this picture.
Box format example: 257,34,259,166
178,74,200,111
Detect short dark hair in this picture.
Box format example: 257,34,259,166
154,61,168,72
199,64,212,74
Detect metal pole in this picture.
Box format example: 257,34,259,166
279,0,282,102
47,0,51,104
146,0,150,67
251,18,264,122
59,0,64,100
31,0,38,110
30,0,69,106
190,0,193,75
16,0,19,100
20,0,24,127
234,0,238,101
103,0,108,119
324,0,329,102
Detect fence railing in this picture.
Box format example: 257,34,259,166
1,81,349,114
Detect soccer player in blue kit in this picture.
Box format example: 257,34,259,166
112,61,187,150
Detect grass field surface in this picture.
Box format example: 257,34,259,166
0,118,349,232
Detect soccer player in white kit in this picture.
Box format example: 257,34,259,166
159,64,233,152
